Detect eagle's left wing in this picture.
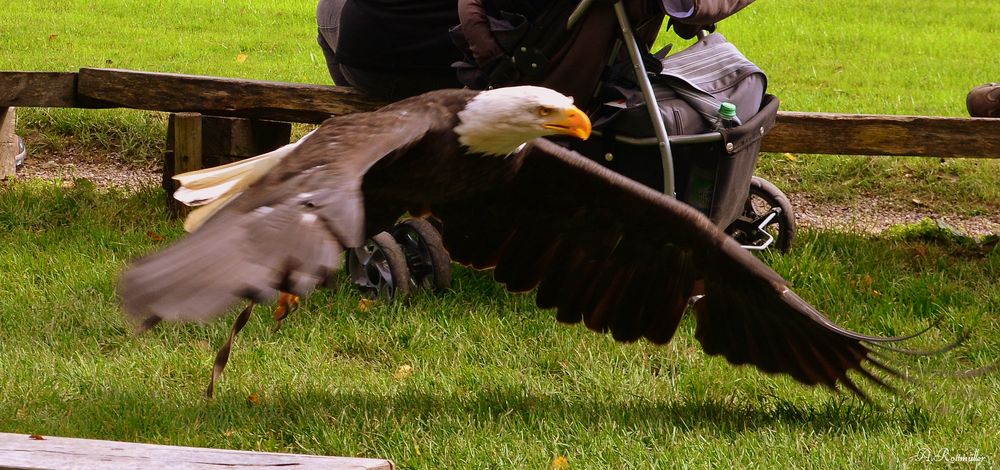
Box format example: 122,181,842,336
118,99,455,326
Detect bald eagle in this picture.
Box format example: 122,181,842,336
120,86,925,398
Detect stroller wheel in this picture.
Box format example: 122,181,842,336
390,217,452,291
726,176,795,252
347,231,412,300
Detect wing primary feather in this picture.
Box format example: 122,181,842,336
579,261,628,333
555,256,604,325
505,237,563,293
604,264,648,343
837,374,871,403
781,289,947,344
534,243,583,311
865,330,969,356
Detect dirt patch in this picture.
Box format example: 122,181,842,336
12,147,160,192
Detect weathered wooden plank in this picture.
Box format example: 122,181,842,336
76,68,385,123
0,72,79,108
1,108,16,178
10,68,1000,158
763,112,1000,158
0,433,394,470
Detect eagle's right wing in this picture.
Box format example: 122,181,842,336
431,138,927,397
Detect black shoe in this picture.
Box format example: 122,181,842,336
967,83,1000,118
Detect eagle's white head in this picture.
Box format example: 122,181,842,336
454,86,592,156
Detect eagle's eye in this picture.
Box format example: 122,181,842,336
535,106,554,117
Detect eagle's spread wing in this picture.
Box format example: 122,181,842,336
119,87,930,398
431,139,908,395
119,95,459,324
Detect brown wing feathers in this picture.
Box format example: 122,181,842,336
690,237,902,396
434,139,926,397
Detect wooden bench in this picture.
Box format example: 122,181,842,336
0,432,394,470
3,68,1000,185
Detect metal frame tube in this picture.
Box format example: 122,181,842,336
567,0,597,29
612,2,676,197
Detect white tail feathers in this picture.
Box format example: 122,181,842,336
175,129,316,232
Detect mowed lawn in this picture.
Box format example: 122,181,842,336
2,0,1000,468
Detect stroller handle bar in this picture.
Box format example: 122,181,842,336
612,1,677,196
567,0,597,30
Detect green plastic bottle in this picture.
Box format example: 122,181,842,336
719,102,741,128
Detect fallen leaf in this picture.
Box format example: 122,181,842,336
783,152,798,162
393,364,414,380
29,434,45,440
550,455,569,470
223,429,237,438
247,394,260,405
358,298,376,312
236,53,248,63
48,34,58,42
911,198,926,207
146,231,165,241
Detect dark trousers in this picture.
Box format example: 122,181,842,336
316,0,461,101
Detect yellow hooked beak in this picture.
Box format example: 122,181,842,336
543,105,592,140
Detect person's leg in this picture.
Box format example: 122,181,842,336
316,0,348,85
317,32,349,85
338,65,461,101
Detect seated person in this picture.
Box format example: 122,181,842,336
316,0,463,101
456,0,757,109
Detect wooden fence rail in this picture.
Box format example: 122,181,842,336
2,68,1000,179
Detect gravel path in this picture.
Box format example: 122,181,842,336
15,150,160,192
788,193,999,238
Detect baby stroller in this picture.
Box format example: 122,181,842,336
348,0,795,297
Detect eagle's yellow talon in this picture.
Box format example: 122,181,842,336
273,293,300,322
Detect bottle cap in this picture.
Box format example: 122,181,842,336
719,102,737,119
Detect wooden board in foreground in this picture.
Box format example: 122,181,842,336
0,433,394,470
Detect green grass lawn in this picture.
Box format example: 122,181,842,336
1,172,998,468
2,0,1000,468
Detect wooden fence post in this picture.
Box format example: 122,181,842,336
0,107,16,179
171,112,203,216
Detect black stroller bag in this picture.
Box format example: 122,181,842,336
571,33,778,228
